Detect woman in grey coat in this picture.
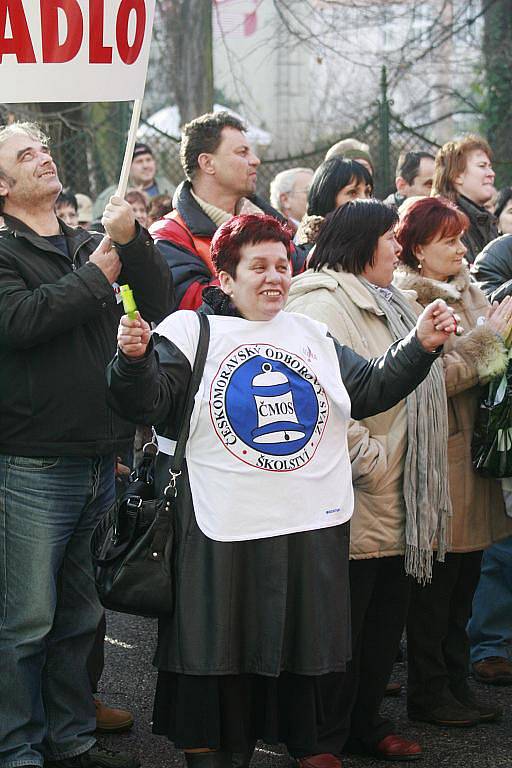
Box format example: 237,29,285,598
107,214,457,768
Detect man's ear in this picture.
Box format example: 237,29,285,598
197,152,216,176
0,177,10,202
279,191,290,212
396,176,408,194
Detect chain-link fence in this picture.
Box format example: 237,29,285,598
2,69,479,208
0,102,185,200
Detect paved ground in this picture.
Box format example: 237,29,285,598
98,611,512,768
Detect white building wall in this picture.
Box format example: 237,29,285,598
213,0,482,156
213,0,313,155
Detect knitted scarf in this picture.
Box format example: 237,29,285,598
360,278,452,583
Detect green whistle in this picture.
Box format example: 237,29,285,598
120,284,137,319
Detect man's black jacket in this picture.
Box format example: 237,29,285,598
0,214,174,457
471,233,512,302
457,194,498,264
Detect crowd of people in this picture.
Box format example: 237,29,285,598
0,112,511,768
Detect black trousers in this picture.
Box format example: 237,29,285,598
317,556,412,754
406,550,483,713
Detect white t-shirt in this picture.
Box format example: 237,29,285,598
155,310,354,541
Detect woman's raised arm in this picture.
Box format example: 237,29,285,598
335,299,457,420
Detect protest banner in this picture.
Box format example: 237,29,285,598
0,0,156,196
0,0,156,102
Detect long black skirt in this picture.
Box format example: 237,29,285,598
152,670,345,757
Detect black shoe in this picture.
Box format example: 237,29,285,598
454,689,502,723
45,746,140,768
408,695,480,727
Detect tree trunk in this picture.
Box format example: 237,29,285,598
483,0,512,186
163,0,214,126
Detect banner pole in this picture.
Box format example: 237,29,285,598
115,98,143,199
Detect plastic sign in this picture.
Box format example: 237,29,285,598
0,0,156,102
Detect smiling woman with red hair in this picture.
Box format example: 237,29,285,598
394,195,512,727
397,196,469,265
107,213,459,768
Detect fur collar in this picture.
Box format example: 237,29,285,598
393,263,471,305
295,214,324,246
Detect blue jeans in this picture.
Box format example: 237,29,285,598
468,536,512,664
0,454,115,768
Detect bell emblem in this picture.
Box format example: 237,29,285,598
251,363,306,444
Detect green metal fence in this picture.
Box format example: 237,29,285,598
3,69,495,207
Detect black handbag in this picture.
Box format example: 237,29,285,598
91,312,210,617
472,357,512,478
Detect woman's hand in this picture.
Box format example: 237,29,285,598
117,312,151,359
416,299,459,352
486,296,512,343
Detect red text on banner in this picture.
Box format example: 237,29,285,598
0,0,147,64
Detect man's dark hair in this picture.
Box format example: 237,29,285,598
148,193,172,225
180,111,247,180
56,189,78,212
133,142,153,160
307,157,373,218
495,187,512,220
395,151,435,184
309,199,398,274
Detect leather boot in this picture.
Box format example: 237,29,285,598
94,698,134,733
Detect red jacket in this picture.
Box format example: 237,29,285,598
150,181,306,310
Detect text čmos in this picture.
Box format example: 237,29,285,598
0,0,148,64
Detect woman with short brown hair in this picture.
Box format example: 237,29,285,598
431,135,497,262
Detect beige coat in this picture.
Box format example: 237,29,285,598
394,265,512,552
286,267,411,559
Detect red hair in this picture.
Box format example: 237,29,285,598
210,214,292,277
396,196,469,269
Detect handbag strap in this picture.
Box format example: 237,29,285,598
165,311,210,492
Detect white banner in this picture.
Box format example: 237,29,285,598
0,0,156,102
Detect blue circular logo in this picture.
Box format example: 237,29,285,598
210,345,329,471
